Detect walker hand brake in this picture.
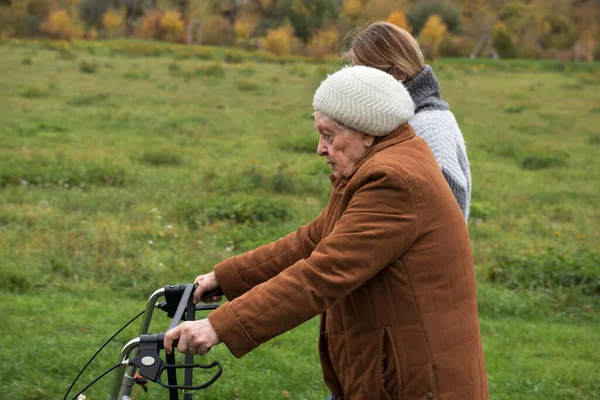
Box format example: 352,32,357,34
129,333,222,390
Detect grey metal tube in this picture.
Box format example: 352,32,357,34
139,287,166,336
107,288,165,400
107,338,140,400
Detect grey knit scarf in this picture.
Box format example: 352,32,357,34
404,65,449,113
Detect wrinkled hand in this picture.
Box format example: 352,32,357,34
164,319,221,356
193,271,221,304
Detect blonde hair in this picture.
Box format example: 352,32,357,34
342,22,425,82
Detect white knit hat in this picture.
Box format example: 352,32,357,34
313,65,415,137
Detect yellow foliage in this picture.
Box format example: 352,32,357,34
308,28,340,59
234,19,254,45
103,9,124,36
40,10,83,40
160,11,185,42
343,0,363,20
386,11,412,33
261,27,293,57
419,15,447,59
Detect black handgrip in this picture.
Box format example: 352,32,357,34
200,287,224,303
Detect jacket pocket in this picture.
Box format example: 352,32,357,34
380,327,401,399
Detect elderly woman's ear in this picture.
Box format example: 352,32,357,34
363,134,376,148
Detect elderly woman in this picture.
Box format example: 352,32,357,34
165,66,488,400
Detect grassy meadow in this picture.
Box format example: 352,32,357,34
0,39,599,399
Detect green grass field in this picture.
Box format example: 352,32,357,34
0,40,599,399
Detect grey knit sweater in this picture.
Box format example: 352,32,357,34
404,65,471,221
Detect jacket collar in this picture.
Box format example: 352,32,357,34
329,123,415,190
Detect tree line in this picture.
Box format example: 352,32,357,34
1,0,598,60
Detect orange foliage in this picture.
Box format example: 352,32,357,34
386,11,412,33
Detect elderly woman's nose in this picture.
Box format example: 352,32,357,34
317,138,328,156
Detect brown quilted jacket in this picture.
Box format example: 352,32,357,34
208,124,488,400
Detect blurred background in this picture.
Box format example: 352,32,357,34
0,1,599,400
1,0,599,61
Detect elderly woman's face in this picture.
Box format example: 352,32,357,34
314,114,373,180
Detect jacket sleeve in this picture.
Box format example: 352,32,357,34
208,164,421,358
214,211,324,301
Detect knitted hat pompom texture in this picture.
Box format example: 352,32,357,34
313,65,415,137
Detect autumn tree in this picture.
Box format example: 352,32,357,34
102,7,124,36
363,0,409,22
342,0,362,22
572,0,600,60
459,0,498,59
279,0,338,43
407,0,461,35
492,21,517,58
160,9,184,41
38,1,84,39
261,24,293,55
386,10,411,32
308,27,339,58
419,14,447,59
2,0,54,36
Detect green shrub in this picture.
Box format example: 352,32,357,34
56,49,76,60
172,194,291,229
168,63,181,72
520,155,566,170
208,165,328,198
470,201,498,220
277,134,318,153
492,23,518,59
194,62,225,77
79,59,98,74
235,79,261,91
68,92,110,106
486,247,600,295
224,50,246,64
123,70,151,80
216,223,290,252
0,158,128,188
21,57,33,65
204,196,290,225
289,64,308,77
21,86,49,98
237,62,257,76
504,105,527,113
407,0,462,35
193,47,214,60
438,35,472,58
138,150,184,166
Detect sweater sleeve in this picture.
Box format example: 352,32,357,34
208,165,420,358
214,212,324,301
409,110,471,221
